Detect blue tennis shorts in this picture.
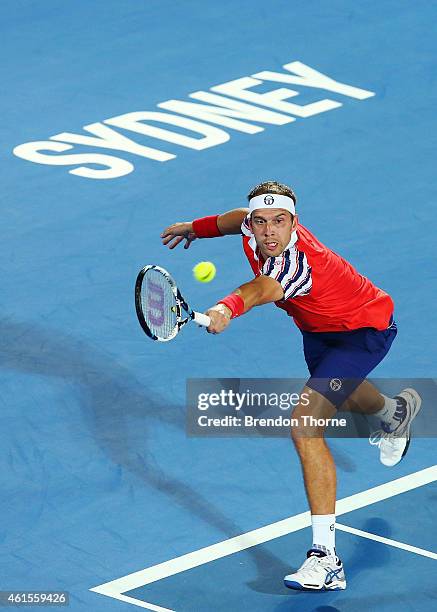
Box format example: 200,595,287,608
302,318,397,407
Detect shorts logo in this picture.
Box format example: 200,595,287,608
330,524,335,531
264,195,274,205
329,378,342,391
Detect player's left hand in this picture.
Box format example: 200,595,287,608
161,222,197,249
205,304,231,334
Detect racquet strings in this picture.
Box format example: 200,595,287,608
142,268,178,340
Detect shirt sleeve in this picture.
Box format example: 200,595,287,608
262,249,312,300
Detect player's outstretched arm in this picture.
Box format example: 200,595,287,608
161,208,249,250
217,208,249,235
206,275,283,334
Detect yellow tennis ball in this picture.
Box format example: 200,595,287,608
193,261,216,283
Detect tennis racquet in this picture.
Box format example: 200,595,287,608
135,265,211,342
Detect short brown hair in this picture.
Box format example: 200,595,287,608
247,180,297,207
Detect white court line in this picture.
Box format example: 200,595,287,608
336,523,437,560
90,465,437,610
97,592,174,612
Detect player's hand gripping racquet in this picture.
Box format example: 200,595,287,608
135,265,211,341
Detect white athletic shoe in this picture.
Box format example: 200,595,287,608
284,549,346,591
369,388,422,467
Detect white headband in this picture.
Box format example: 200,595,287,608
249,193,296,216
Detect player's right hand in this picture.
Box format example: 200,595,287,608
205,304,232,334
161,222,197,249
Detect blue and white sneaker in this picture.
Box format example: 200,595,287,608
284,548,346,591
369,388,422,467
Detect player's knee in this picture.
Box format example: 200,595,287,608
290,405,327,447
290,412,313,446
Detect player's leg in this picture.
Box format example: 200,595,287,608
285,386,346,591
285,322,400,591
340,379,384,413
341,378,419,426
290,387,336,515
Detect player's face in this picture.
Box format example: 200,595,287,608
250,209,297,258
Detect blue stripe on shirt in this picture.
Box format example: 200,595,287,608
287,267,312,299
276,250,292,283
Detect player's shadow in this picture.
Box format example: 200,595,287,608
0,319,306,582
0,319,230,528
0,319,359,594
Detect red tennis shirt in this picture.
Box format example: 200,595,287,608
241,216,394,332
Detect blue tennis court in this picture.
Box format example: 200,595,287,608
2,1,436,610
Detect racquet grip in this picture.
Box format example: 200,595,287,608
193,311,211,327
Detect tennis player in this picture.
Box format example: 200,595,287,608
161,181,421,591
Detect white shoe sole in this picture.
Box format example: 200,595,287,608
284,577,347,591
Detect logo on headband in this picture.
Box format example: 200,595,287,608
264,195,274,206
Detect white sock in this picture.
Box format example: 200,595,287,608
375,395,397,424
311,514,336,556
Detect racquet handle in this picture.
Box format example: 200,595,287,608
193,311,211,327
